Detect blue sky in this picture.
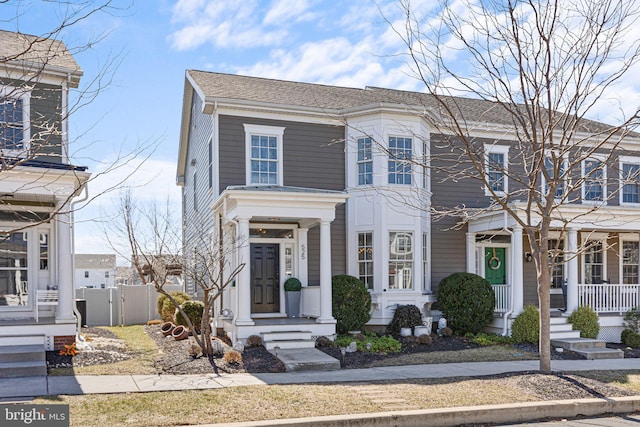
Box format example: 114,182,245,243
3,0,639,257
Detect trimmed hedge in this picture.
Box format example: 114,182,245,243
437,272,495,335
568,306,600,339
511,304,539,344
387,304,423,335
332,275,371,334
157,291,191,323
175,300,205,333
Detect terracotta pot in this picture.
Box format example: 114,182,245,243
161,322,175,337
172,325,189,341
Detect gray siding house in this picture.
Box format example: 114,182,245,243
0,30,90,352
177,71,640,345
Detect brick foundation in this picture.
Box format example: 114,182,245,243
53,335,75,350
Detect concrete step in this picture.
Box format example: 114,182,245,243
0,335,45,347
261,330,312,342
549,330,581,340
550,316,570,324
0,344,45,363
549,323,575,333
0,360,47,378
264,339,316,351
551,338,607,350
269,347,340,372
573,347,624,360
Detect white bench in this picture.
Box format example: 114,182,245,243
35,290,58,322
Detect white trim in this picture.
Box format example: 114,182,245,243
581,154,607,205
243,124,285,186
484,144,509,196
387,135,414,186
541,152,568,200
581,234,608,285
387,230,416,291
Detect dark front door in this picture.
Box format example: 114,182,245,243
250,243,280,313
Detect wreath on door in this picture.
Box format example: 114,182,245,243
487,248,501,270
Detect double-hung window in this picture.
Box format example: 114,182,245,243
484,145,509,195
622,240,639,284
357,232,373,289
582,157,606,203
548,239,565,289
389,232,413,290
543,156,567,199
620,157,640,205
388,136,412,185
583,241,605,284
243,124,285,186
0,87,30,154
357,137,372,185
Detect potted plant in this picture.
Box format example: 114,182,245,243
284,277,302,318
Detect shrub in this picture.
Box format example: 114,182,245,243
437,272,495,335
387,305,423,335
511,305,539,344
284,277,302,292
334,334,401,354
440,327,453,337
623,307,640,333
472,333,512,346
175,300,204,333
316,336,332,347
621,329,640,348
223,350,243,365
157,291,191,322
568,306,600,339
417,334,433,345
246,335,263,347
332,275,371,334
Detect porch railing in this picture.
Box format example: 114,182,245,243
577,283,640,313
492,284,511,314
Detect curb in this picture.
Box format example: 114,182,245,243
189,396,640,427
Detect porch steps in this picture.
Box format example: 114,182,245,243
0,335,46,377
261,330,316,351
549,317,581,340
551,337,624,360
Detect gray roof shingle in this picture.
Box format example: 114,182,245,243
0,29,81,72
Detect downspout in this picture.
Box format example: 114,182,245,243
502,210,515,336
70,183,89,339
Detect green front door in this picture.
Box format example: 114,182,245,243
484,247,506,285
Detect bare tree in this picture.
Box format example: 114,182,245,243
378,0,640,372
106,189,244,362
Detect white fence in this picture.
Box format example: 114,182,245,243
577,283,640,313
76,284,183,326
492,284,511,314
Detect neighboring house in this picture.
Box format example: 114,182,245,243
177,71,639,345
0,30,89,351
74,254,116,289
115,266,137,286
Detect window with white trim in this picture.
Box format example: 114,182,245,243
389,232,413,290
357,137,373,185
484,145,509,195
0,232,28,306
388,136,412,185
620,157,640,204
543,156,567,199
0,87,30,154
582,158,606,202
583,241,605,284
208,138,213,189
244,124,285,186
622,241,639,284
422,233,428,291
548,239,564,289
357,232,373,290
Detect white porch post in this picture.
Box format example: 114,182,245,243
236,218,253,326
511,225,524,315
466,232,476,273
566,228,579,312
317,219,335,323
55,203,74,322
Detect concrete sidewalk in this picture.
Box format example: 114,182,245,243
2,358,640,399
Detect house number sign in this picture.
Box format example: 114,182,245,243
301,244,306,260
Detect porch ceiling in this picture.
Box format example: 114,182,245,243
215,185,348,224
467,203,640,233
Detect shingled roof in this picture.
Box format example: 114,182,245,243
187,70,619,134
0,29,82,83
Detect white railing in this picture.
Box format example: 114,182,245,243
492,284,511,314
577,283,640,313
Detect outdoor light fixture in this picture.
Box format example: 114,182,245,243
220,308,234,319
525,252,533,262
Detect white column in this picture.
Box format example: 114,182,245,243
566,228,579,312
466,232,476,273
511,225,524,315
235,218,253,326
317,219,335,323
298,228,308,286
55,205,74,322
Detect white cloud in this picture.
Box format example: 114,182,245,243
264,0,313,26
